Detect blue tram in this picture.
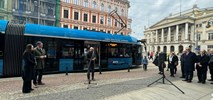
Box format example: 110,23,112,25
0,20,142,77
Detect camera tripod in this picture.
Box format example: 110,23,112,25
147,63,185,94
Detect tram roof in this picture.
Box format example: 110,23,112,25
25,23,138,44
0,20,8,33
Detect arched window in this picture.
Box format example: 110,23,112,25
92,1,97,9
108,5,111,12
84,0,88,7
101,3,104,11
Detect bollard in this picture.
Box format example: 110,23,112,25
66,66,68,76
128,65,130,72
99,66,102,74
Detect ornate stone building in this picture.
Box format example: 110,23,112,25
11,0,56,25
144,5,213,54
0,0,12,21
60,0,131,35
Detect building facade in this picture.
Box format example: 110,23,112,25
0,0,12,21
144,5,213,54
60,0,131,35
11,0,56,26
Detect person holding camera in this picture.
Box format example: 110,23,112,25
33,41,46,86
168,52,178,77
87,47,97,84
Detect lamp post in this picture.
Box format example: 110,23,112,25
34,0,40,24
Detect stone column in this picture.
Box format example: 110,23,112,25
191,25,195,41
176,25,179,41
161,29,164,42
168,27,171,42
185,23,189,41
151,32,153,43
156,30,158,43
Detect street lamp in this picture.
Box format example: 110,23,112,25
34,0,40,24
206,17,212,28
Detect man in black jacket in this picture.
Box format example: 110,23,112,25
182,47,197,83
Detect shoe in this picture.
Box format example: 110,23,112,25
33,82,37,86
211,83,213,84
182,79,187,81
38,82,45,85
92,79,95,81
22,91,31,93
208,79,213,81
30,88,34,91
187,80,192,83
197,81,202,83
202,81,206,84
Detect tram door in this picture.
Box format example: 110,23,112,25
84,41,100,70
73,41,84,70
0,33,4,76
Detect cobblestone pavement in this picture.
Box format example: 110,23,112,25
0,62,213,100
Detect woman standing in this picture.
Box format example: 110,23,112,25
22,44,36,93
142,56,148,71
196,50,210,84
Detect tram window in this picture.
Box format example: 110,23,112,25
61,45,74,58
109,44,131,58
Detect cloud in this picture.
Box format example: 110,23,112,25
128,0,213,39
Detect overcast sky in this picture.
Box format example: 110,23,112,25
128,0,213,39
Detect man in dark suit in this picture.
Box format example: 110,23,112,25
208,49,213,84
87,47,97,84
168,52,178,77
180,50,186,78
182,47,197,83
33,41,46,85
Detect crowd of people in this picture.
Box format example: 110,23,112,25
143,47,213,84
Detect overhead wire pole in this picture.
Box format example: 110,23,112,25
109,10,127,34
180,0,181,16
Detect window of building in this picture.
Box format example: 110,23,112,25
92,15,96,23
108,31,111,34
74,12,79,20
63,25,68,28
100,30,104,32
83,13,88,22
100,16,104,24
197,34,201,41
63,0,71,3
47,5,54,16
63,9,69,18
74,0,78,5
108,6,111,12
83,27,87,30
84,0,88,7
73,26,78,29
20,0,26,11
92,28,96,31
0,0,4,8
0,16,4,20
114,20,118,27
92,1,97,9
101,3,104,11
108,17,111,26
208,45,213,49
208,33,213,40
